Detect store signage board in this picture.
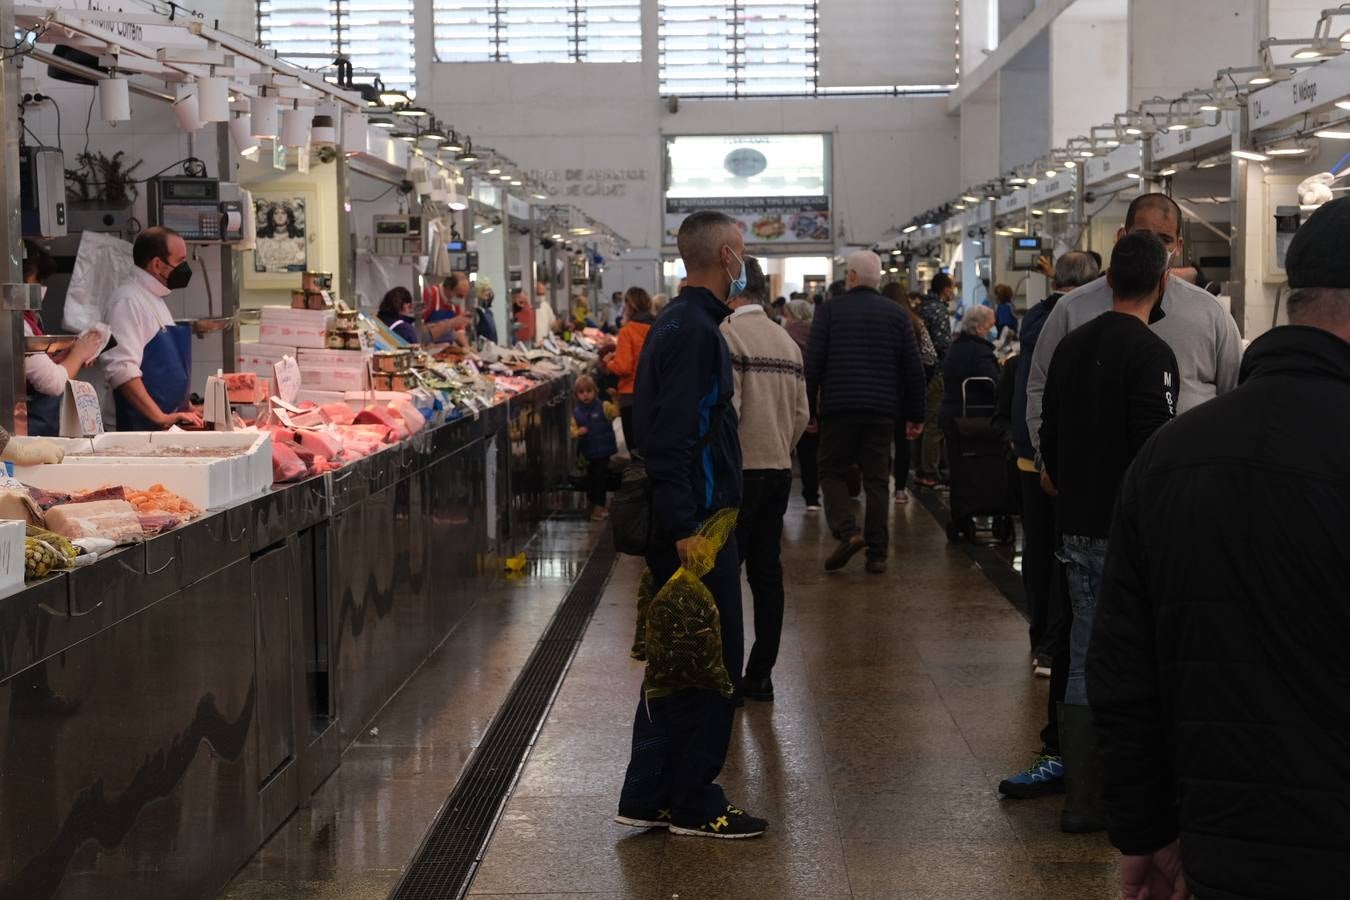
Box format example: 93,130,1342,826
506,195,531,221
996,190,1027,216
473,183,502,210
1031,174,1074,204
1250,53,1350,130
1084,145,1141,186
663,196,832,246
1151,122,1231,163
59,381,103,437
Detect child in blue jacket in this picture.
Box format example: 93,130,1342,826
572,375,618,520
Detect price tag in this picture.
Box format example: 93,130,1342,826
203,375,233,431
274,355,302,405
59,380,104,437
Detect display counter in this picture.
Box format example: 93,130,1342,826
0,374,575,899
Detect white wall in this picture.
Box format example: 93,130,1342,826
1127,0,1261,104
1050,17,1127,147
421,64,961,252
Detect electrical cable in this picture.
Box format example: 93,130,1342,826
351,183,397,203
49,95,61,153
83,89,96,156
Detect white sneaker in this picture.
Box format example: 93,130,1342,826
894,489,910,505
805,503,822,512
1033,659,1051,678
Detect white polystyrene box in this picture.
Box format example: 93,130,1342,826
0,520,24,591
13,431,274,510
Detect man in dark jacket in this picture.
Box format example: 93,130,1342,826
805,250,925,574
617,210,767,840
1089,197,1350,899
915,273,955,486
998,250,1100,802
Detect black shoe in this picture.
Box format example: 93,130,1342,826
824,535,865,571
614,806,672,829
668,803,768,839
743,675,774,702
730,688,745,709
865,557,887,574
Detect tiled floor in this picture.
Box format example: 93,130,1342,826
220,495,1120,900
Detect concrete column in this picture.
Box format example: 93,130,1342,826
961,0,998,81
960,78,1000,188
1128,0,1262,105
1050,15,1127,147
998,34,1049,172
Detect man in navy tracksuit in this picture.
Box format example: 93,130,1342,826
615,210,768,839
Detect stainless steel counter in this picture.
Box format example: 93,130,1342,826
0,375,576,899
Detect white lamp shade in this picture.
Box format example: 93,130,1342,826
173,90,203,133
310,115,337,146
341,109,368,152
99,76,130,122
251,95,277,138
280,107,311,148
229,115,258,154
197,76,230,122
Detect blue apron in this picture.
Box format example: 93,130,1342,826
114,324,192,431
26,387,61,436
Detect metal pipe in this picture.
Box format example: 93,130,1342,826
27,48,175,103
1172,198,1234,243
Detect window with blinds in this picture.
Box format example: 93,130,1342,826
432,1,642,63
659,0,818,97
258,0,418,93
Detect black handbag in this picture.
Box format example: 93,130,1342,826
610,453,653,556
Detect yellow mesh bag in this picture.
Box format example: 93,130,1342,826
642,508,739,700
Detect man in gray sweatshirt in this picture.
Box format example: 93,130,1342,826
1026,193,1243,452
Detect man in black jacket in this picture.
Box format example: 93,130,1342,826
805,250,926,574
1089,198,1350,899
616,210,767,840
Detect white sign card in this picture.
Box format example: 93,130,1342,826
203,375,233,431
59,380,104,437
273,355,302,405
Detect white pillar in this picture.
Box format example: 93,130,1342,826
1050,14,1127,147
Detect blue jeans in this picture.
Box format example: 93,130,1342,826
1059,535,1109,707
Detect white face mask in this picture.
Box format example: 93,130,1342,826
39,285,47,300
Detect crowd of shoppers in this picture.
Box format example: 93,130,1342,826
603,193,1348,896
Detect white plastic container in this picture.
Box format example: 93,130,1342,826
0,520,25,591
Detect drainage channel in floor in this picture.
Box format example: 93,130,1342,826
911,485,1028,618
389,536,619,900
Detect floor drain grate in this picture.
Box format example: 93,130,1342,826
389,537,619,900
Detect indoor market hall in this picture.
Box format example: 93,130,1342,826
1,0,1346,898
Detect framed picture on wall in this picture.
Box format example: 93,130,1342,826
242,190,315,289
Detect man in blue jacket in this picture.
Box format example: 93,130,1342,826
616,210,767,839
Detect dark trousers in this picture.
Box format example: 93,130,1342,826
620,531,743,824
585,457,610,507
737,470,791,679
819,415,894,559
1018,468,1071,754
619,401,635,451
894,424,912,488
796,430,820,505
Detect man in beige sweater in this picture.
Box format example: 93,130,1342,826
721,257,810,702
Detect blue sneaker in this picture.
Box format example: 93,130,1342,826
998,753,1065,799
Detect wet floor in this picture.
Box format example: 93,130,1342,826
220,492,1118,900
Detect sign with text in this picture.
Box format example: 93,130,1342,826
273,355,302,405
663,196,832,245
59,381,103,437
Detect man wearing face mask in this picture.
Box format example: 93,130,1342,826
617,210,765,840
1026,193,1242,453
104,227,203,430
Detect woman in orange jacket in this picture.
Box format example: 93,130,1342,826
600,286,655,449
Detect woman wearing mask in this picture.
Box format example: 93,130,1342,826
21,240,102,436
377,286,419,344
599,287,656,448
940,306,1000,424
882,284,938,503
782,299,821,510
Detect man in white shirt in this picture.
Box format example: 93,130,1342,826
721,257,809,702
103,227,203,430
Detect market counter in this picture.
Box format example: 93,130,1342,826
0,375,575,900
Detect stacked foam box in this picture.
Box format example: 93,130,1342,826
297,348,369,393
258,307,332,350
236,342,294,378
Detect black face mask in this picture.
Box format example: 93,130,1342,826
163,260,192,291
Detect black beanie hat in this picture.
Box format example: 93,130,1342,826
1286,196,1350,289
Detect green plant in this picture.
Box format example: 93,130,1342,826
64,150,143,207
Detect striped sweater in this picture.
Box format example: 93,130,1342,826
720,304,810,471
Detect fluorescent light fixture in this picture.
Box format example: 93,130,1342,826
1199,103,1219,112
961,194,981,203
498,174,512,181
1266,146,1311,156
994,229,1012,237
510,179,522,186
1126,172,1143,179
1027,177,1038,185
1336,99,1350,111
1047,207,1070,214
1159,167,1178,176
394,105,429,118
1079,149,1096,157
456,144,481,163
481,227,495,234
550,233,563,240
1125,126,1143,136
1168,123,1190,132
1008,226,1026,234
953,203,967,210
446,193,468,211
394,131,418,142
532,191,549,200
923,222,937,229
379,88,409,106
1315,128,1350,139
1103,139,1121,147
888,266,899,273
1231,149,1269,161
1008,176,1027,185
1248,75,1273,85
1031,208,1044,216
369,116,396,129
487,167,502,175
902,224,919,233
441,131,464,152
1045,169,1058,178
1064,160,1077,168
